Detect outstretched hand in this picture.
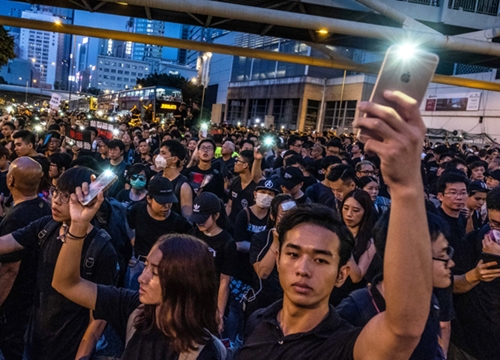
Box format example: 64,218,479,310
354,90,426,190
69,182,105,225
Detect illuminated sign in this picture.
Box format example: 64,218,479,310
160,103,177,110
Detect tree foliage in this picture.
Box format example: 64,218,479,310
0,26,15,69
136,73,203,103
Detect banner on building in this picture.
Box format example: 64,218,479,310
425,92,481,111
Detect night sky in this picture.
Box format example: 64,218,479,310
0,0,182,65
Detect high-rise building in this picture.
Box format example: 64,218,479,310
132,19,165,61
95,55,151,92
98,38,131,59
19,9,62,88
77,37,89,72
177,24,190,65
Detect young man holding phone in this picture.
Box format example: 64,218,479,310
239,90,434,360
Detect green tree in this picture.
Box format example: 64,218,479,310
136,73,203,103
0,26,15,68
0,76,6,85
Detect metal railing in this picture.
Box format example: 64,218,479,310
448,0,499,15
397,0,440,6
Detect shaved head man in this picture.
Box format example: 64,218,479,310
0,156,51,359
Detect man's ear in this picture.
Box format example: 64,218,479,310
437,192,444,202
334,263,351,288
7,174,14,189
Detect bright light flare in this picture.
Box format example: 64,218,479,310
34,125,42,132
112,129,119,135
396,43,418,60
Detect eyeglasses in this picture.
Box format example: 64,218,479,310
444,191,467,198
199,146,214,152
432,246,454,268
235,159,247,164
131,174,146,181
359,170,375,176
50,187,70,204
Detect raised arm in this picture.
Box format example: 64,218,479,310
353,91,432,360
252,148,264,183
51,186,105,311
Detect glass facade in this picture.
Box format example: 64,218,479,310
324,100,357,130
272,99,299,130
227,99,246,123
305,100,320,131
247,99,269,124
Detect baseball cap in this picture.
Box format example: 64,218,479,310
485,170,500,181
280,167,304,189
189,192,221,224
255,179,280,194
147,177,178,204
468,180,489,194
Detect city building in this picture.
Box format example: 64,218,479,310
132,18,165,61
98,38,132,59
0,59,40,87
18,9,62,89
95,55,151,92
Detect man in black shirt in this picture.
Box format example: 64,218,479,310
183,138,226,201
0,157,51,360
280,166,311,205
240,91,434,360
128,176,191,259
0,167,118,360
305,156,342,207
213,140,237,179
450,187,500,360
102,139,128,198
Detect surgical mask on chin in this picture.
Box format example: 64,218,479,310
255,193,274,208
130,178,146,190
155,155,167,170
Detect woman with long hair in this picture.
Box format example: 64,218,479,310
52,188,226,359
330,189,376,305
358,176,391,216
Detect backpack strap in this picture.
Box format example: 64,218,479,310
244,206,250,224
83,229,112,279
37,219,61,248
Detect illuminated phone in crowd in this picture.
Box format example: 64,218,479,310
81,170,118,206
358,45,439,141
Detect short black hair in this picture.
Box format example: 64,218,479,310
446,158,467,170
107,139,125,152
285,154,305,168
436,171,468,194
49,152,72,172
0,145,10,159
287,135,301,148
13,130,35,146
470,160,487,170
198,138,216,151
487,187,500,211
127,163,151,187
240,139,254,149
239,149,254,169
326,140,343,149
70,156,101,173
326,164,357,185
161,140,187,167
85,126,98,137
321,156,342,170
2,121,15,131
277,204,354,269
57,166,97,194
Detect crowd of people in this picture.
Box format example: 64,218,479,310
0,92,498,360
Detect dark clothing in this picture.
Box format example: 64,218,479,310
0,197,51,360
233,207,268,285
305,182,335,206
115,189,146,209
103,160,128,198
11,216,117,360
437,207,466,253
182,165,226,202
213,156,236,179
0,169,10,199
239,301,360,360
189,228,237,280
336,277,446,360
247,230,283,315
451,225,500,360
127,202,192,258
469,209,483,232
94,285,224,360
301,176,318,194
152,172,193,216
229,177,257,224
294,194,312,205
312,159,324,181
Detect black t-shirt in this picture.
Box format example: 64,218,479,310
182,165,226,201
312,159,324,181
451,225,500,359
301,176,318,193
94,285,224,360
437,207,466,253
233,207,268,285
115,189,147,210
11,216,118,360
247,230,283,314
229,177,257,224
0,197,51,317
103,160,129,198
128,202,192,257
240,301,360,360
295,194,312,205
336,279,442,360
170,173,192,217
305,182,335,206
213,157,236,179
189,228,237,280
0,169,10,198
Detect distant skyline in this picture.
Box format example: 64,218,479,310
0,0,183,69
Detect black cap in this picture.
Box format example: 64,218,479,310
485,170,500,181
147,177,178,204
189,192,221,224
255,179,280,194
280,167,304,189
468,180,489,194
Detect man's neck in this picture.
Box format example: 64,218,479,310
441,205,460,218
12,192,38,206
198,160,211,171
110,157,123,166
28,150,38,157
293,190,304,200
240,171,252,184
222,154,231,161
162,166,180,179
279,298,330,336
146,204,171,221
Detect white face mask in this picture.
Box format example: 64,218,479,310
255,193,274,209
155,155,167,170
